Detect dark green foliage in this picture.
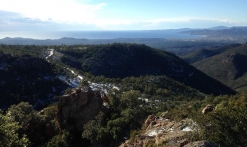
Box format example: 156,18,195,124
46,130,70,147
0,47,69,109
181,44,238,64
0,110,30,147
6,102,44,127
188,92,247,147
191,43,247,90
56,43,235,95
0,44,50,58
1,43,246,147
0,102,75,147
79,89,149,146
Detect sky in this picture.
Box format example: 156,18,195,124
0,0,247,31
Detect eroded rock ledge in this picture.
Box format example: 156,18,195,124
56,86,108,132
121,112,218,147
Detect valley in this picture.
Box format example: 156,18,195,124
181,42,247,91
1,0,247,145
0,41,247,147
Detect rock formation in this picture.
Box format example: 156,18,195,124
202,104,215,114
121,113,197,147
56,86,107,132
184,140,219,147
120,113,220,147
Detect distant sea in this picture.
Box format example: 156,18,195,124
0,30,205,40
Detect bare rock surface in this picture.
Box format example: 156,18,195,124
202,104,215,114
121,113,197,147
184,140,219,147
120,113,221,147
56,86,107,132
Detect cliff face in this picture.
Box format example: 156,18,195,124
56,86,107,132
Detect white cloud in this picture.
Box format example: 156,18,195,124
144,17,232,25
0,0,245,31
0,0,106,24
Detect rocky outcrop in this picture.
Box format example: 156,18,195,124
144,114,156,128
184,140,219,147
56,86,107,132
121,113,197,147
121,113,220,147
202,104,215,114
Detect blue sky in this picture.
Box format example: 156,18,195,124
0,0,246,31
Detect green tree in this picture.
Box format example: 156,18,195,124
6,102,44,128
46,130,69,147
121,90,141,109
0,111,30,147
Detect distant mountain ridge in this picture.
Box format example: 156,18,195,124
0,26,246,45
207,26,230,30
182,26,247,37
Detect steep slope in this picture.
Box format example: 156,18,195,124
0,52,69,109
193,42,247,90
56,43,235,95
181,44,241,64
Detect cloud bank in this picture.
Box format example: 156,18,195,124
0,0,246,31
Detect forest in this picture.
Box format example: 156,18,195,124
0,43,247,147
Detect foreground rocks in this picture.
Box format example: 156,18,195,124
56,86,108,132
121,113,196,147
184,140,219,147
121,113,219,147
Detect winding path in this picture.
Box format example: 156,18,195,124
45,49,54,60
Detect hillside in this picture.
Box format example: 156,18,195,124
0,52,69,109
181,44,241,64
1,43,246,147
55,43,235,95
192,42,247,90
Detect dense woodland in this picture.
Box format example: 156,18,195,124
0,43,247,146
182,42,247,91
55,43,235,95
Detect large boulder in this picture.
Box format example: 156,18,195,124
202,104,214,114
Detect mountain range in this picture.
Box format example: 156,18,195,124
182,26,247,37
